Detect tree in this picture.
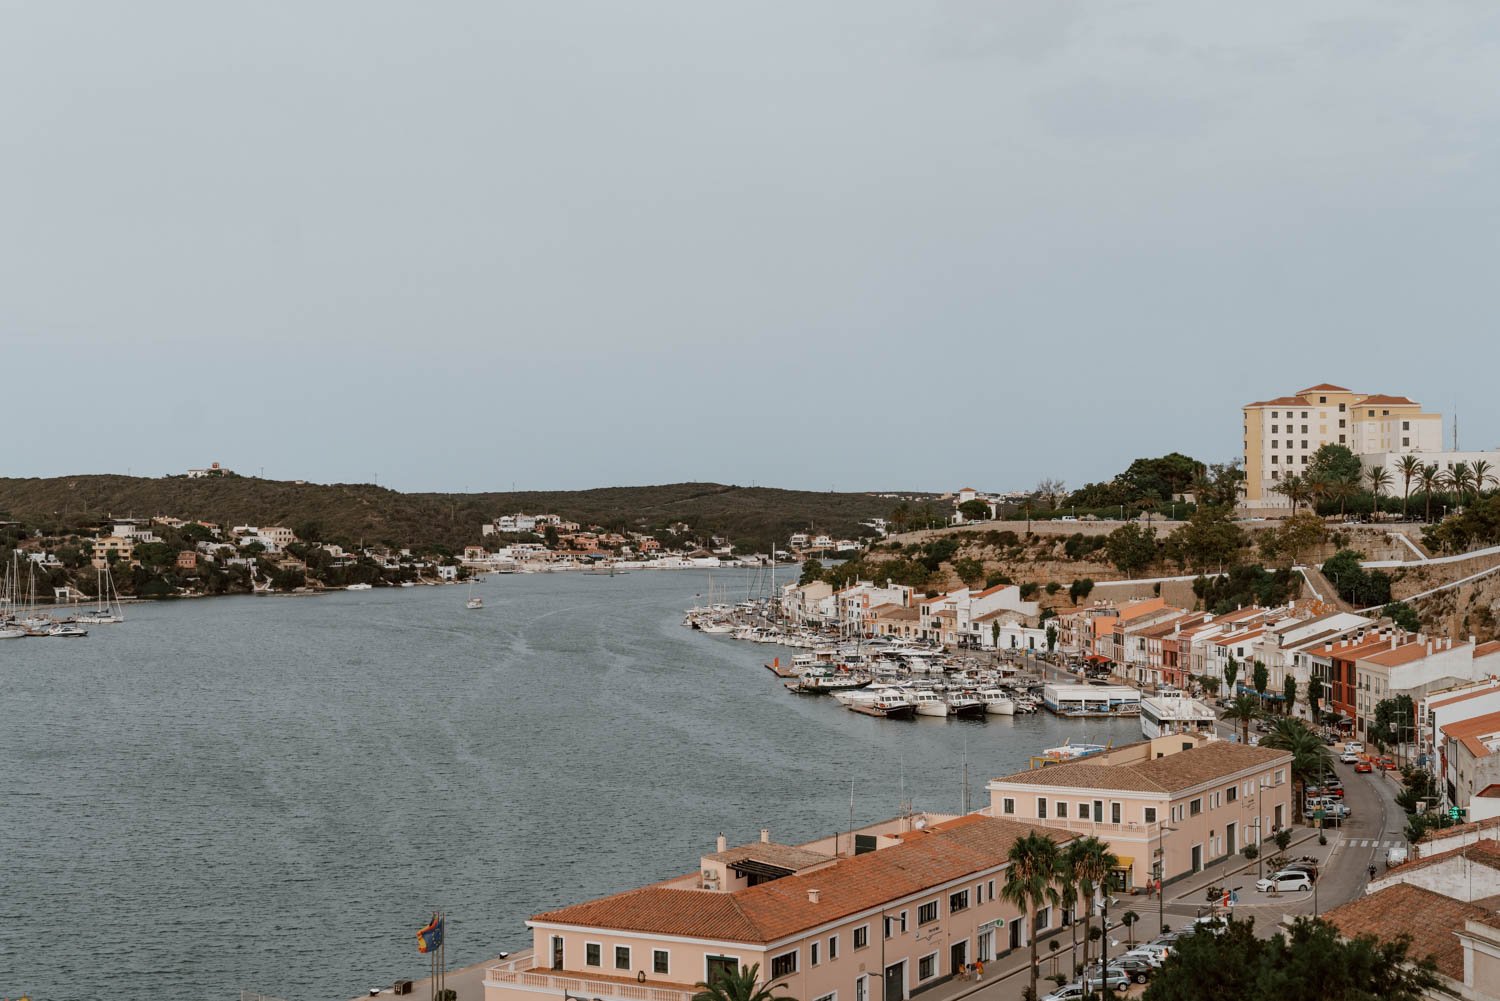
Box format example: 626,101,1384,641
1002,832,1061,1001
1323,472,1360,520
1164,507,1245,572
1121,910,1140,947
1260,513,1326,565
1140,915,1439,1001
1069,836,1119,978
798,559,823,585
1282,676,1297,716
1035,478,1068,510
691,963,796,1001
1307,676,1324,720
1069,578,1095,605
1106,523,1157,574
1365,466,1391,519
1396,455,1422,521
1309,443,1363,483
1055,843,1085,977
953,557,985,587
1224,657,1239,693
1368,695,1416,752
1418,463,1442,522
890,502,911,533
1260,718,1333,822
1046,624,1058,653
1273,473,1309,515
1382,601,1421,632
1252,661,1269,700
957,499,992,523
1222,694,1261,744
1473,459,1498,496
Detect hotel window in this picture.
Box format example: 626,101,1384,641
1403,420,1410,430
1271,411,1279,418
1339,435,1346,444
828,935,838,960
1369,410,1375,416
1056,801,1069,819
586,944,602,967
1037,797,1048,819
950,889,969,913
918,954,937,981
1302,411,1308,418
1302,440,1309,449
1339,402,1346,411
771,951,798,979
1301,456,1309,464
811,942,820,966
918,900,939,925
1319,396,1327,403
1001,797,1015,815
1144,806,1157,823
1227,785,1237,803
1301,425,1308,433
1189,798,1202,816
616,946,631,971
1403,438,1410,446
654,951,670,975
1111,802,1122,823
854,925,869,950
1077,802,1090,820
1271,424,1278,433
1270,440,1278,449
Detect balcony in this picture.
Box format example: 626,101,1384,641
485,952,696,1001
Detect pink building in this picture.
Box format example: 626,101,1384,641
485,814,1076,1001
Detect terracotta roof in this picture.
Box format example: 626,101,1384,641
1361,640,1431,667
1417,815,1500,845
1385,838,1500,879
1357,394,1418,406
705,842,831,870
1297,383,1353,394
1428,683,1500,711
1441,711,1500,759
1245,396,1307,407
532,815,1071,943
991,742,1290,795
1322,882,1500,980
1475,641,1500,658
975,583,1017,598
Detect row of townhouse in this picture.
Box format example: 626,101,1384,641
916,586,1041,649
1420,673,1500,820
483,738,1291,1001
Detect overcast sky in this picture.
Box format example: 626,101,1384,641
3,2,1496,493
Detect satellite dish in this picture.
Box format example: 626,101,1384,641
914,817,928,830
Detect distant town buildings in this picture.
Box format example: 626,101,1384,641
185,462,231,478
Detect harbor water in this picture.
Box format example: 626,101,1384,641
0,570,1140,1001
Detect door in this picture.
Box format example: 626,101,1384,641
1190,844,1203,873
884,961,906,1001
1009,917,1024,950
551,936,564,970
856,975,867,1001
978,931,994,962
1226,822,1237,856
950,940,967,978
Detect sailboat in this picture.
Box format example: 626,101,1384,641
465,577,483,609
77,565,125,624
0,555,24,637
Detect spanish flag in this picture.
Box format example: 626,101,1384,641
417,913,444,953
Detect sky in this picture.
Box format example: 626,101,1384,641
3,2,1498,494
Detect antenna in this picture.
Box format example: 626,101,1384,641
1453,407,1460,451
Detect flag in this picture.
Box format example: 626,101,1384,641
417,914,444,953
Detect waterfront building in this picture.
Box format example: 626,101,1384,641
986,736,1293,892
175,551,198,570
1040,684,1141,717
1241,383,1443,507
90,535,135,569
484,814,1076,1001
1138,691,1217,739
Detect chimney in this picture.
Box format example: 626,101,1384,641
1391,636,1398,650
1471,636,1477,647
808,889,821,904
716,833,727,853
760,828,770,844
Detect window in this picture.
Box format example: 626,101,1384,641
1271,424,1278,433
771,951,798,979
1275,769,1286,785
853,925,869,950
918,954,937,981
1301,425,1308,433
1035,906,1051,930
1077,801,1090,820
1301,411,1308,418
1037,797,1048,819
1302,440,1309,449
586,944,602,967
1056,801,1068,819
1272,411,1279,418
884,916,894,939
949,889,970,913
1094,800,1104,821
828,935,838,960
987,879,995,900
616,946,632,971
654,951,670,976
918,901,939,925
1144,806,1157,824
1319,396,1326,403
810,942,819,966
1369,410,1375,416
814,994,836,1001
900,911,908,932
1001,797,1015,815
1111,802,1122,824
1271,455,1278,464
1271,439,1278,449
1189,798,1202,816
1339,403,1346,412
1403,438,1410,446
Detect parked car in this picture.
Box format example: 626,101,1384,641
1355,759,1374,773
1092,955,1155,983
1123,940,1174,966
1379,756,1399,770
1040,983,1086,1001
1346,740,1365,753
1082,968,1133,992
1281,860,1321,880
1257,870,1314,892
1341,750,1360,764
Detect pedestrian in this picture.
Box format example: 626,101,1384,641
1368,863,1377,881
976,960,985,980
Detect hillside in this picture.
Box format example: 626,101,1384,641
0,476,900,551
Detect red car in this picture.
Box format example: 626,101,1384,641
1355,760,1374,773
1379,757,1398,770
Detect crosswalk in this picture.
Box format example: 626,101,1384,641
1340,838,1402,848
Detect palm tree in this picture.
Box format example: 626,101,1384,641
1325,472,1360,520
1069,836,1120,982
1273,473,1308,515
1002,832,1061,1001
1418,463,1441,522
692,964,796,1001
1222,694,1261,745
1055,843,1084,977
1446,463,1474,507
1366,466,1391,520
1305,473,1330,514
1473,459,1498,497
1259,717,1334,823
1397,454,1422,521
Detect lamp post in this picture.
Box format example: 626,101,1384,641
1156,823,1179,934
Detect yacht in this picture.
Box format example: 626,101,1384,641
466,595,484,609
911,690,950,717
946,693,986,718
978,688,1016,716
346,583,374,591
869,693,917,719
47,623,88,638
0,626,25,640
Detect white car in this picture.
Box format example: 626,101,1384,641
1340,751,1359,764
1040,984,1086,1001
1257,870,1313,892
1345,740,1365,754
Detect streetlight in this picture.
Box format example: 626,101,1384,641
1156,823,1179,934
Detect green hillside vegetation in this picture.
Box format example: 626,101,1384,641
0,476,898,552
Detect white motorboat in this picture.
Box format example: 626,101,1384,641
912,691,950,717
346,583,374,591
0,626,25,639
466,596,484,609
47,624,88,637
946,693,986,718
978,688,1016,716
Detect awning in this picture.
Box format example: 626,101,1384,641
1112,856,1136,870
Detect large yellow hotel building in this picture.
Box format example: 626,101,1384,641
1242,383,1442,506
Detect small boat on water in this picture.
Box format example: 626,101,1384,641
978,688,1016,716
466,596,484,609
0,626,25,640
77,565,125,624
946,693,986,718
346,583,374,591
912,690,949,717
47,623,88,638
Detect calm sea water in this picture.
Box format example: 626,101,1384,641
0,571,1139,1001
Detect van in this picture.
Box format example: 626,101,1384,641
1387,844,1409,867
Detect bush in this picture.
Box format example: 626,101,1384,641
1241,844,1258,860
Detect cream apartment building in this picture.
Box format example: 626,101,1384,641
1242,383,1441,506
985,737,1293,892
486,814,1077,1001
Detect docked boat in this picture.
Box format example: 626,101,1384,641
912,690,949,717
0,626,25,640
786,668,870,695
77,565,125,624
946,693,986,718
47,623,88,638
346,583,374,591
978,688,1016,716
